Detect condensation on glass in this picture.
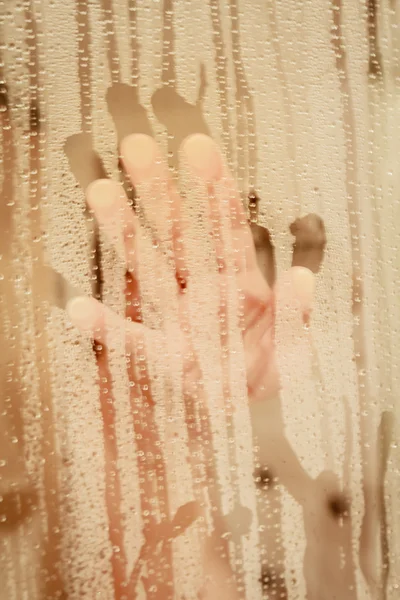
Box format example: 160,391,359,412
0,0,399,599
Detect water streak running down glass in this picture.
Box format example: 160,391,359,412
0,0,399,599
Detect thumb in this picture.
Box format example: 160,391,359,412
272,266,315,400
274,266,315,325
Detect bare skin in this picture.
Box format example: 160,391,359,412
67,133,314,404
66,133,315,599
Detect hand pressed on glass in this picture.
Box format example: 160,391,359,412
64,133,315,598
66,133,314,405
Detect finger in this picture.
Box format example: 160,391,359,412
66,295,157,352
120,134,188,290
180,134,259,277
67,297,191,404
86,178,138,274
67,296,157,404
274,266,315,324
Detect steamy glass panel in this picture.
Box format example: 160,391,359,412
0,1,399,598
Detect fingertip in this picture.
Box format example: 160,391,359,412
275,266,315,317
180,134,223,182
120,134,157,182
86,179,119,216
288,266,315,312
66,296,101,333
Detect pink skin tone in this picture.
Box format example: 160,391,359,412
66,133,314,598
67,133,314,403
